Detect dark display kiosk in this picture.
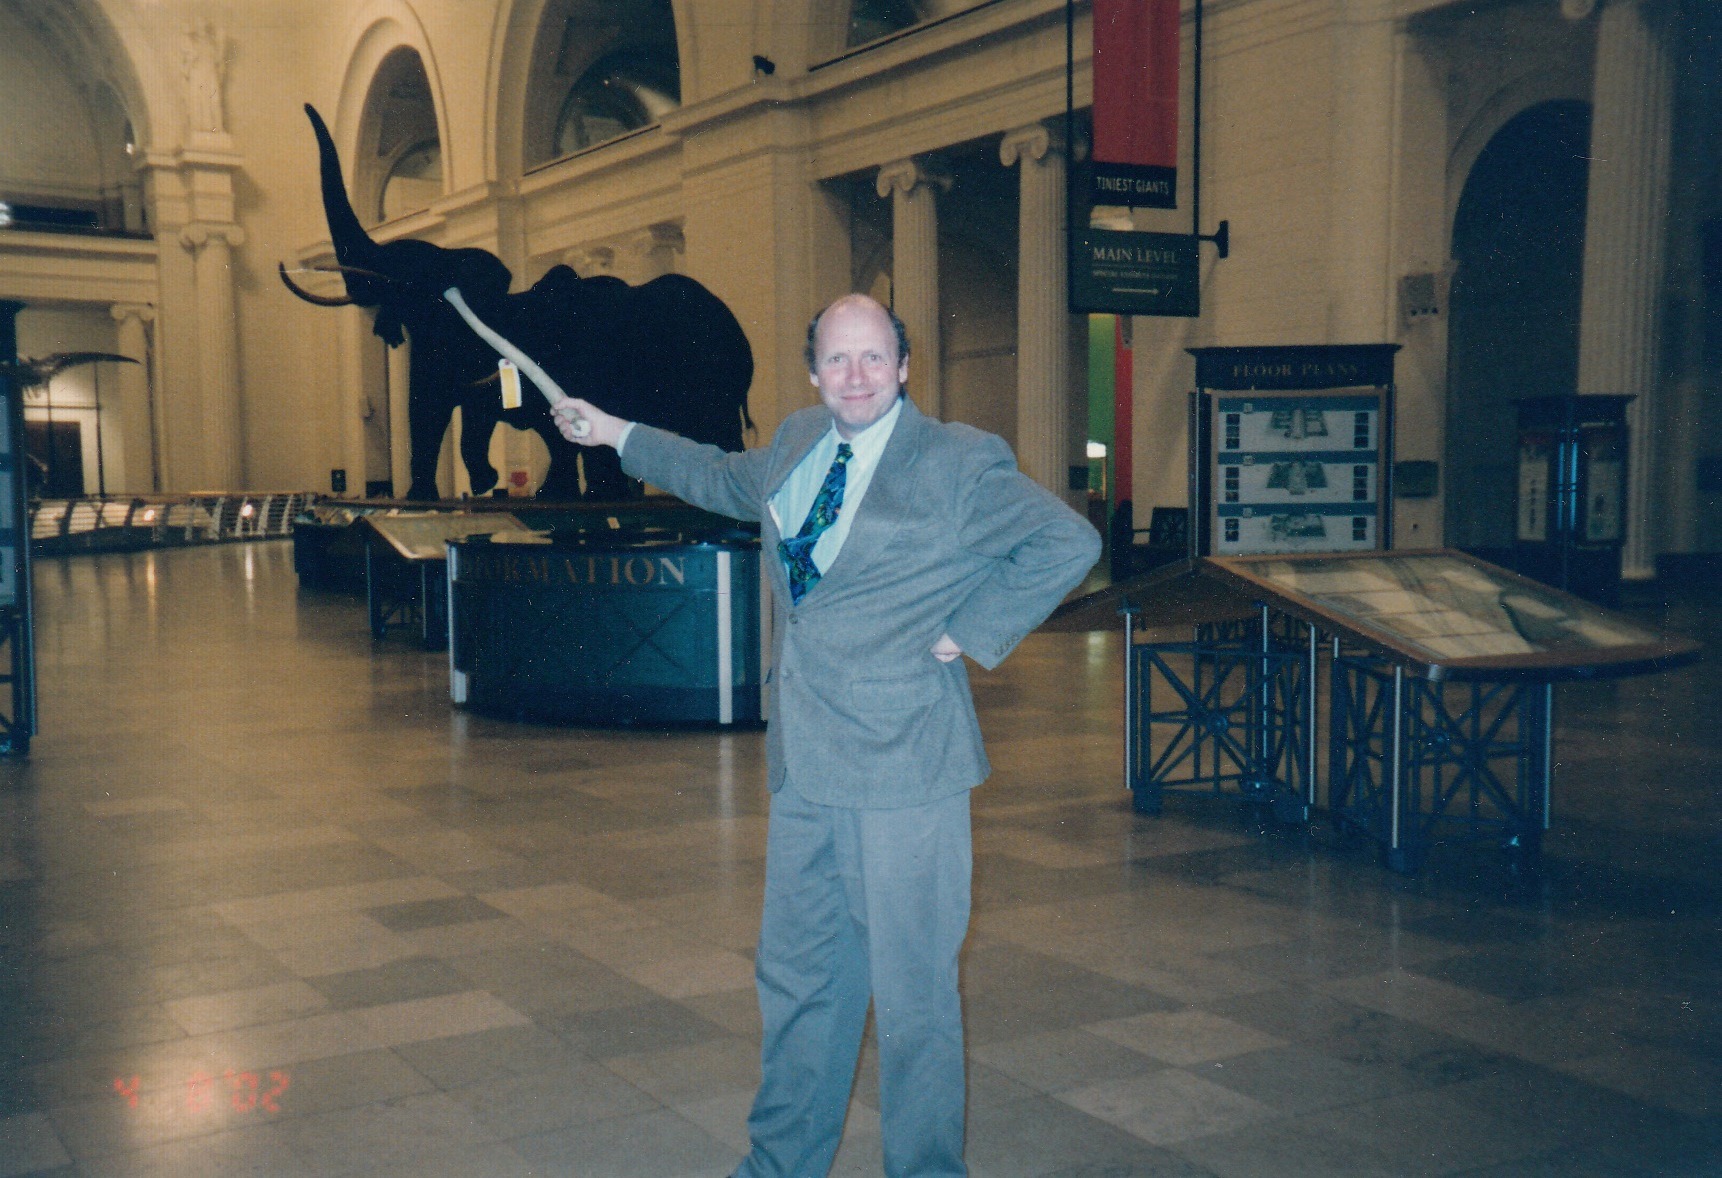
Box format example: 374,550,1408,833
1513,395,1631,605
0,302,36,755
448,529,762,728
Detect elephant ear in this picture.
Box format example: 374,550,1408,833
449,249,513,304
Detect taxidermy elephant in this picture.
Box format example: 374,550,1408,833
280,104,753,500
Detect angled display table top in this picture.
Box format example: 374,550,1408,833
360,511,532,561
1201,549,1701,682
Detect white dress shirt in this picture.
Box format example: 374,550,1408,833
768,396,902,575
618,396,903,578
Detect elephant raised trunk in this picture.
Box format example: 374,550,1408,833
305,104,382,287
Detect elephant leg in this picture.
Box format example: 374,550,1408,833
577,447,639,501
407,405,450,501
459,402,501,496
535,438,587,501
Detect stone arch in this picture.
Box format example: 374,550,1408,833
1444,99,1593,553
488,0,555,183
1447,68,1590,232
330,5,450,220
507,0,683,174
0,0,157,222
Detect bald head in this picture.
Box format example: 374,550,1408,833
806,293,911,439
805,295,910,375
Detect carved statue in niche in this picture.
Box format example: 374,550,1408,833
181,21,229,134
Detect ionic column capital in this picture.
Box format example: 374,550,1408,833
999,123,1065,169
179,221,244,252
876,157,950,200
564,245,616,275
628,222,685,277
111,302,157,326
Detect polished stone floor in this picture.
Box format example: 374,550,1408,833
0,541,1717,1177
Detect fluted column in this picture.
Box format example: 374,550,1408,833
180,222,245,488
335,306,371,498
387,339,411,499
1327,0,1398,342
877,158,948,418
1576,0,1674,579
1001,124,1071,500
110,303,158,492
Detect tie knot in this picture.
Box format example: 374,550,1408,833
835,443,853,465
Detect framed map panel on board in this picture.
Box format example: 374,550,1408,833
1188,345,1399,559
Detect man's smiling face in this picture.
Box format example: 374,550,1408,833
809,296,908,439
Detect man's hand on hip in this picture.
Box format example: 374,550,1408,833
552,397,628,449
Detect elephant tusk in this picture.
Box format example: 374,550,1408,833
442,286,590,438
278,262,354,306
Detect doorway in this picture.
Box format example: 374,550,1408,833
1445,100,1591,556
26,419,85,497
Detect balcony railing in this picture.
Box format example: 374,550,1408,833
28,493,318,553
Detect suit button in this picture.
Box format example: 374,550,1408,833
790,617,800,626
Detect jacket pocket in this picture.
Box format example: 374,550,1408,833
847,668,942,710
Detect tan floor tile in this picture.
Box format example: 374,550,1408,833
1089,1009,1289,1066
605,1036,762,1104
1318,967,1511,1024
1060,1069,1281,1146
210,878,461,927
350,990,530,1048
617,948,757,998
166,980,331,1036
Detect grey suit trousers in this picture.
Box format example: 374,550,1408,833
734,781,972,1178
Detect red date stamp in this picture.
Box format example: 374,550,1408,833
113,1070,291,1114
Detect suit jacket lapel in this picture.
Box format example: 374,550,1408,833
762,410,832,603
805,396,928,598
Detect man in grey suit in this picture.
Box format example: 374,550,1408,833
553,293,1100,1176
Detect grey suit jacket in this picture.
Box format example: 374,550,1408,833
622,396,1101,808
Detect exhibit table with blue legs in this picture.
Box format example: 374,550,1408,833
1089,551,1699,872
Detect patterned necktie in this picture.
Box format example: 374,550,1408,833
780,443,852,604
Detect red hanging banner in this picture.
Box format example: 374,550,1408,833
1090,0,1180,209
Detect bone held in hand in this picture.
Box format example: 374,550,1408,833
441,286,590,438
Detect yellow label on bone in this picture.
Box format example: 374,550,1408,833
498,360,522,409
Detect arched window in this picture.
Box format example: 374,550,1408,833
847,0,923,46
524,0,679,168
358,48,441,226
379,139,441,223
552,48,679,156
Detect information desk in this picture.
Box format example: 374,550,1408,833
361,513,529,648
448,529,762,727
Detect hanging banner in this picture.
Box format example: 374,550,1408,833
1090,0,1180,209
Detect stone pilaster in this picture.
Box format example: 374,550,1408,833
387,339,412,499
1576,0,1674,578
876,158,948,418
1326,0,1398,342
1001,124,1071,500
179,222,245,488
110,303,158,492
